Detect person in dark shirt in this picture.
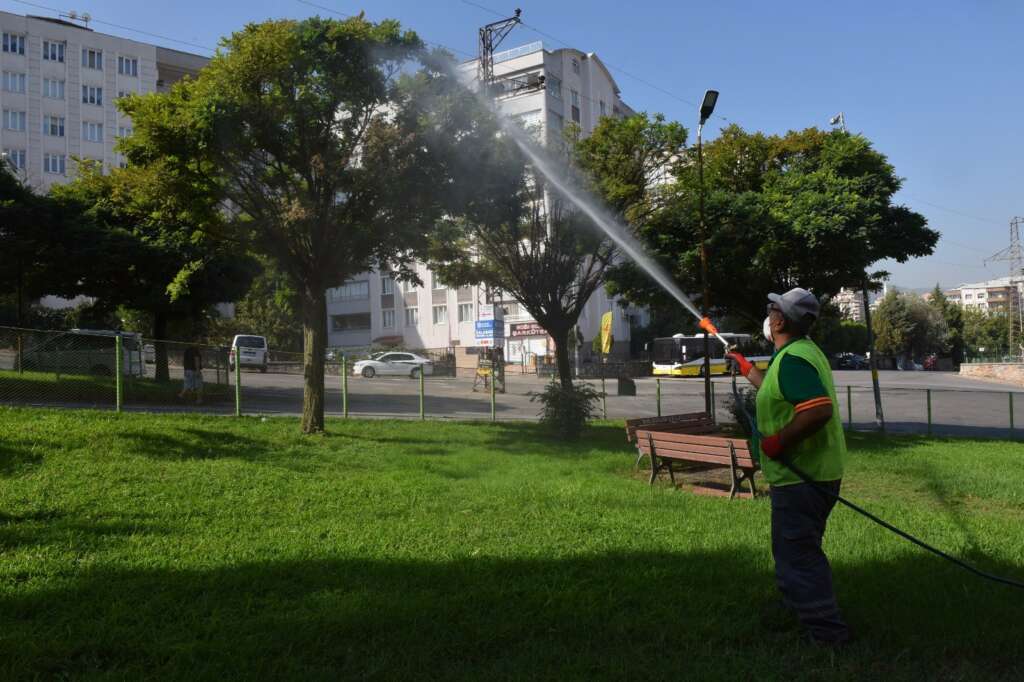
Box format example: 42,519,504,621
178,345,204,404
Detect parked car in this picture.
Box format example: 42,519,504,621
353,351,434,379
835,353,868,370
21,329,144,377
229,334,269,372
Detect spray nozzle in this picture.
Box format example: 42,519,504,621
698,317,719,336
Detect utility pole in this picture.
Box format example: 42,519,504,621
860,277,885,430
477,9,521,89
986,217,1024,360
696,90,719,416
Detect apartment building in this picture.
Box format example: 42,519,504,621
946,276,1023,314
0,11,207,191
326,41,645,362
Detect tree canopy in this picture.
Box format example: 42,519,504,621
577,119,938,327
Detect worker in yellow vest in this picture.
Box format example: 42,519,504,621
726,287,851,646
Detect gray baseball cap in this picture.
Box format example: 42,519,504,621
768,287,820,323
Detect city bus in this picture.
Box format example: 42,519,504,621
651,333,771,377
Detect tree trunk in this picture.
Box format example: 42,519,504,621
301,288,327,434
552,327,574,390
153,312,170,383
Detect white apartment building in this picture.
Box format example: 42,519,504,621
946,276,1023,314
0,11,207,191
326,41,645,362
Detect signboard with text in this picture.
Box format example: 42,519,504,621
509,322,547,338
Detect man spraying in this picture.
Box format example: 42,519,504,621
726,287,851,646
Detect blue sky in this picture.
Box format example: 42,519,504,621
5,0,1020,290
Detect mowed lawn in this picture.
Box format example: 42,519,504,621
1,409,1023,680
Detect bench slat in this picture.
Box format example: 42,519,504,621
640,440,753,459
649,450,757,469
636,429,749,449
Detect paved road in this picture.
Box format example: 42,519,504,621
4,365,1022,437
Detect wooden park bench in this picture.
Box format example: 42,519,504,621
633,427,759,500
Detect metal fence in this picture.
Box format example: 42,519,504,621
2,325,1021,439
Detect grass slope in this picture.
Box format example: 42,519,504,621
1,408,1022,680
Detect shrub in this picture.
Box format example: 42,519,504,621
726,384,758,437
530,381,603,441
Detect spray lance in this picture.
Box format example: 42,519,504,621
695,310,1024,590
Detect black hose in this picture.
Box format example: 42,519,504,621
729,365,1024,590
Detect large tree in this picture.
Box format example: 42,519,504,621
51,163,258,381
872,291,947,362
0,163,94,325
581,121,938,326
121,17,473,432
928,284,964,364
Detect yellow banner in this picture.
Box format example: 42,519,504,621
600,311,614,354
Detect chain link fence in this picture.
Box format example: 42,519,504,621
2,325,1022,438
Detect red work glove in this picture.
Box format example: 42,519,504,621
725,351,754,377
760,433,784,459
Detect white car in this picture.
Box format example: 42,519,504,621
353,352,434,379
229,334,269,372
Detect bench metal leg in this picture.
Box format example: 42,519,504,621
667,461,676,486
635,449,647,469
648,433,660,485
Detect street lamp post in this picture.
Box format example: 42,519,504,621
697,89,719,416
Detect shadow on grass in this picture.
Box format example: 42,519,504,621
0,441,44,477
0,548,1020,680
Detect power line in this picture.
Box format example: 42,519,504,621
902,194,1004,226
4,0,215,53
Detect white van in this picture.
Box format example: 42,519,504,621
229,334,269,372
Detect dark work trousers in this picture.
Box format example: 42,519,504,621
770,480,850,643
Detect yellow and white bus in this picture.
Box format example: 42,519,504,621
651,333,771,377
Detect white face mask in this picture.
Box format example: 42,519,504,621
763,316,774,343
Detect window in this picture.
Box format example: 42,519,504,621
405,308,419,327
43,40,65,62
118,56,139,77
458,303,474,323
546,73,562,99
432,275,447,291
331,313,371,332
3,110,26,131
43,153,66,175
328,280,369,302
2,72,26,93
570,89,580,107
382,309,396,328
571,57,580,74
82,121,104,143
401,280,418,294
978,293,986,299
2,33,25,55
548,111,564,131
117,126,133,138
380,275,395,295
82,86,103,106
432,305,448,325
571,105,581,124
3,149,26,170
965,294,972,299
599,100,606,117
82,48,103,70
43,115,65,137
500,302,520,317
43,78,65,99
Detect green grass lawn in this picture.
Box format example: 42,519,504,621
0,369,231,405
1,408,1023,680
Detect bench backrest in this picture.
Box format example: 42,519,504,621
635,429,757,469
625,412,713,443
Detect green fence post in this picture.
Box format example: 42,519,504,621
601,376,607,420
846,385,852,430
926,389,932,437
115,335,123,413
342,356,349,418
490,369,496,422
1010,392,1015,435
419,366,425,420
234,358,241,418
656,378,662,418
